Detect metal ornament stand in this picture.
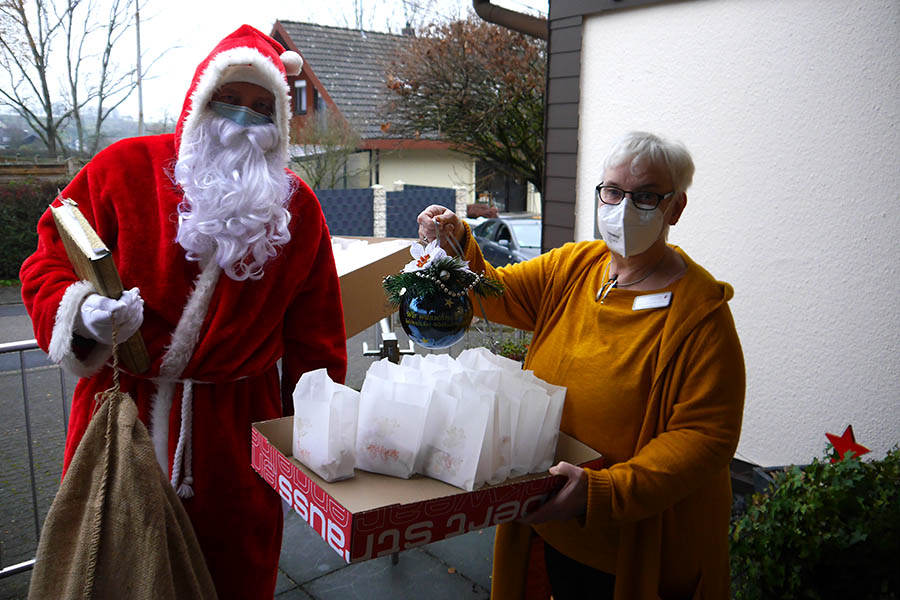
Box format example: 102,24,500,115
361,313,413,566
362,314,415,365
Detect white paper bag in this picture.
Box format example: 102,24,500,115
457,346,525,372
418,377,491,491
355,349,568,490
368,357,431,384
466,370,517,486
292,368,359,482
459,346,566,481
356,363,432,478
506,373,551,477
524,373,567,472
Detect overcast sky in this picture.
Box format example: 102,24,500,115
123,0,547,122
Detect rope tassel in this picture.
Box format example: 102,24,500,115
171,380,195,498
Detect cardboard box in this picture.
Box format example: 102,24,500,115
333,237,413,338
251,416,603,563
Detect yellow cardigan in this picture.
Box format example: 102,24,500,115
460,228,745,600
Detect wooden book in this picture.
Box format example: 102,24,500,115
50,197,151,374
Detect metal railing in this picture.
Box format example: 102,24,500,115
0,339,70,580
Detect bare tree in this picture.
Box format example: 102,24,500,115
0,0,73,155
1,0,157,157
290,106,364,190
330,0,386,32
62,0,93,154
143,107,175,135
400,0,442,31
328,0,444,34
64,0,149,154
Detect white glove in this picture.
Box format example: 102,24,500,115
75,288,144,345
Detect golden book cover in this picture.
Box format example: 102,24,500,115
50,197,150,374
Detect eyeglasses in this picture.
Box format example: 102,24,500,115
595,183,674,210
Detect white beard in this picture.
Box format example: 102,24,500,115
173,114,293,281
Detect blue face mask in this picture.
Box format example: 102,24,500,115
209,101,273,127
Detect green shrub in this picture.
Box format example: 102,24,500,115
495,334,531,363
0,178,70,280
730,446,900,600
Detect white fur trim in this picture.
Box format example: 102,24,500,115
180,46,291,165
221,65,273,90
49,280,93,361
150,259,221,478
281,51,302,76
151,380,175,473
49,281,112,377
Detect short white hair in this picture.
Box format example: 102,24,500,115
602,131,695,193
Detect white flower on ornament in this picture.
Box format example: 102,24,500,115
403,239,447,272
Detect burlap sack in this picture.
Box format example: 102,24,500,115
28,387,217,599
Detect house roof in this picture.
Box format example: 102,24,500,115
275,20,410,141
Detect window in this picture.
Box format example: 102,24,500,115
313,88,327,130
497,224,511,244
293,79,307,115
314,88,325,112
474,221,500,239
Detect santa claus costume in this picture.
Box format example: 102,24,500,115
20,25,347,599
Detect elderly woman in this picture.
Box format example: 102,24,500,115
417,132,744,600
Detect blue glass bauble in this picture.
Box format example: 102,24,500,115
399,293,473,349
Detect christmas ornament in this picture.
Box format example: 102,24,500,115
383,239,503,349
399,293,473,349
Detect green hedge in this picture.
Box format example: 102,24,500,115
0,178,71,280
731,446,900,599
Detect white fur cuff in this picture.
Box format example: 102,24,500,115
49,281,112,377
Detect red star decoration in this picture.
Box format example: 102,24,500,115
825,425,870,463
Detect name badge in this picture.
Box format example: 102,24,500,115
633,292,672,311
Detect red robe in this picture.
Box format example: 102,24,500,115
20,132,347,599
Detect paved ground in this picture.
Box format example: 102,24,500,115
0,287,22,306
0,285,501,599
275,512,493,600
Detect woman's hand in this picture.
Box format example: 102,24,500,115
520,461,588,525
417,205,464,256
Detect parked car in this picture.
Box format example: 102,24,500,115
471,214,542,267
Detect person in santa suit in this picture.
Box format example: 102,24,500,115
20,25,347,599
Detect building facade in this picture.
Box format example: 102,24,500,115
542,0,900,465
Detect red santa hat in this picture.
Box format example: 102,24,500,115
175,24,303,163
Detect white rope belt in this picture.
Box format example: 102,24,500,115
146,374,248,499
149,378,201,498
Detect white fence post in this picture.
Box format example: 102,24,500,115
454,186,468,218
372,185,386,238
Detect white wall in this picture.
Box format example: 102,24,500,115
576,0,900,466
378,149,476,202
345,151,371,189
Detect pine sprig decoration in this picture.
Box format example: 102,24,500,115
383,256,504,306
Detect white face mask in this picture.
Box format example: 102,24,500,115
596,196,667,258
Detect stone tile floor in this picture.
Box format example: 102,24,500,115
0,514,494,600
276,511,494,599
